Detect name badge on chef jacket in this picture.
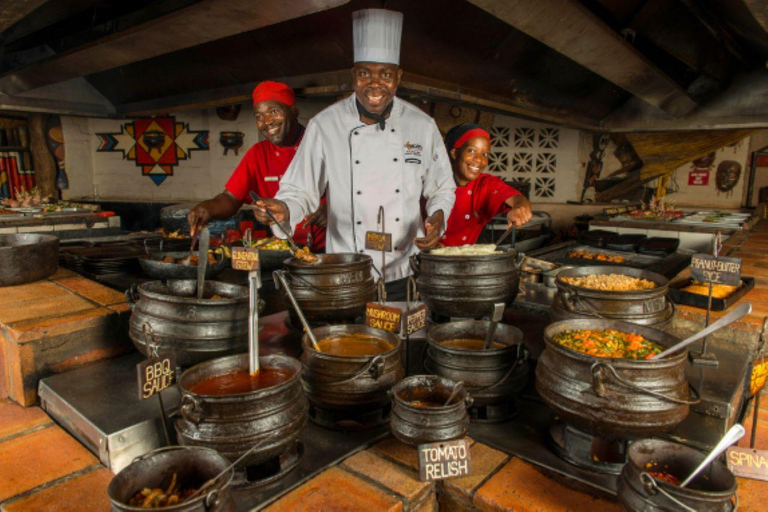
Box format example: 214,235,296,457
365,231,393,252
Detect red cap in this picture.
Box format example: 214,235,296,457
252,81,295,107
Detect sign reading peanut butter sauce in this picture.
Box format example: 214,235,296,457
690,254,742,287
137,352,176,400
366,302,402,333
726,447,768,481
365,231,393,252
418,439,471,482
231,247,260,271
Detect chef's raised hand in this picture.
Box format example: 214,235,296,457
505,196,533,228
304,202,327,228
187,205,211,238
251,198,290,225
415,210,445,250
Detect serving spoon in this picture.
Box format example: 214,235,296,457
483,303,506,350
249,191,300,254
443,381,463,407
273,270,320,351
650,302,752,360
680,423,745,487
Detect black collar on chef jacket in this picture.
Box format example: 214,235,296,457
355,98,394,130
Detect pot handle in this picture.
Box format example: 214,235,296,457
204,489,221,511
590,362,701,405
639,472,698,512
472,345,528,394
561,290,605,318
320,355,387,386
464,392,474,409
409,254,420,276
514,251,526,269
131,445,189,465
125,285,140,309
180,394,204,425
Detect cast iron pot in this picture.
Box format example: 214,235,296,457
551,266,674,327
283,253,376,324
108,445,234,511
127,280,250,367
536,319,698,439
390,375,471,446
410,247,521,319
425,320,529,409
175,353,307,468
301,325,403,413
139,252,230,280
0,234,59,287
617,439,737,511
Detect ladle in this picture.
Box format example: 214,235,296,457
494,225,516,248
680,423,745,487
443,381,463,407
483,303,505,350
273,270,320,350
249,191,300,254
196,228,210,300
651,302,752,360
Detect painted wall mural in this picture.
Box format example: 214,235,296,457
96,116,209,185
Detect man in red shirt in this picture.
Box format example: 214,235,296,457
187,81,325,249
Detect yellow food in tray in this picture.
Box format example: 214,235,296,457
682,281,740,299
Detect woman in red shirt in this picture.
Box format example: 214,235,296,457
441,123,532,246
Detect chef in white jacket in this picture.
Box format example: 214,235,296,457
254,9,455,300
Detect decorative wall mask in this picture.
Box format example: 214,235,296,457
715,160,742,196
96,116,209,186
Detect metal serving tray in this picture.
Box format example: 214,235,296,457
529,242,663,269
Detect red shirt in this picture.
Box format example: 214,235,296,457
441,174,520,246
225,131,325,250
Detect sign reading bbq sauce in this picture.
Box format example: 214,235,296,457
690,254,742,287
365,231,393,252
726,447,768,481
366,302,402,333
137,352,176,400
418,439,471,482
232,247,260,271
404,304,428,335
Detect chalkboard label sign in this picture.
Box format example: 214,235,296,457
365,231,393,252
137,352,176,400
365,302,402,333
690,254,742,286
418,439,471,482
749,356,768,396
404,304,428,336
232,247,260,271
727,447,768,481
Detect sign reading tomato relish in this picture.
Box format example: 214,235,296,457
418,439,471,482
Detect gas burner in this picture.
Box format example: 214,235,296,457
308,403,391,431
231,441,303,488
547,420,628,474
468,401,519,423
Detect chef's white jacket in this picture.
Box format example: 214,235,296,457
275,94,456,281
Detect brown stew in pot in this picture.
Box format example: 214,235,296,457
441,338,504,350
189,367,293,395
316,333,394,356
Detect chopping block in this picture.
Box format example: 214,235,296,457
0,267,133,406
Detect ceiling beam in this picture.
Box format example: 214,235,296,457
0,0,51,35
742,0,768,32
0,0,350,95
467,0,698,117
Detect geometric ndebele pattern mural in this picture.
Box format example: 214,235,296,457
96,116,209,186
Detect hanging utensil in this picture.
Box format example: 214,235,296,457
651,302,752,360
249,191,300,254
443,381,463,407
273,270,320,350
483,302,505,350
495,224,516,248
196,228,210,300
680,423,745,487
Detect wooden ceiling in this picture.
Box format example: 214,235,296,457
1,0,767,131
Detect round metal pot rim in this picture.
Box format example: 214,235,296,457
301,325,401,362
418,247,518,261
137,280,247,305
0,233,59,250
627,439,737,497
555,265,669,297
543,319,686,367
178,353,301,399
284,253,372,271
393,375,467,413
108,445,233,511
427,320,524,355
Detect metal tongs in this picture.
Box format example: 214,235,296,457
249,191,300,254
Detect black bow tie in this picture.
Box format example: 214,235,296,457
356,99,394,130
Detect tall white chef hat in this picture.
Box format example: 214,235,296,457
353,9,403,65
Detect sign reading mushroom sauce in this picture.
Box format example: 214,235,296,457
418,438,471,482
366,302,402,333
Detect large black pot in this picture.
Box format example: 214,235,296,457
175,354,307,468
301,325,403,414
108,446,235,511
0,234,59,287
617,439,737,511
425,320,528,409
536,319,697,439
551,266,674,327
127,280,250,367
139,252,230,280
410,247,521,318
390,375,471,446
283,253,376,324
